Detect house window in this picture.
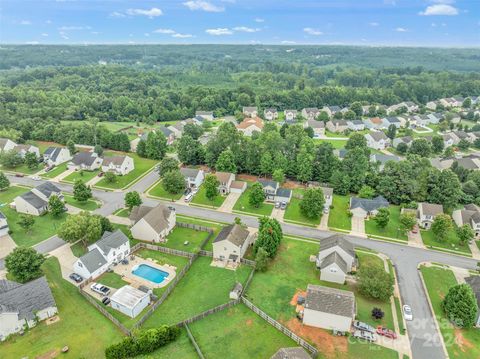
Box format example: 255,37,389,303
329,267,337,273
78,262,83,268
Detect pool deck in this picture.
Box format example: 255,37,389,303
113,256,177,289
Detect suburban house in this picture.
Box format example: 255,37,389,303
417,202,444,229
271,347,311,359
158,126,176,145
214,172,235,195
321,106,342,118
364,117,386,130
284,110,298,121
101,155,134,176
258,179,278,201
13,144,40,159
263,108,278,121
68,152,103,171
43,147,72,167
305,119,325,137
14,182,63,216
0,138,17,152
326,120,348,133
393,136,413,148
364,131,390,150
212,224,252,267
383,117,402,129
427,113,443,124
426,101,439,111
275,188,292,204
110,285,151,318
465,276,480,327
302,284,356,333
453,131,473,143
453,204,480,238
236,117,264,136
0,277,57,341
442,133,458,148
347,120,365,131
180,167,205,188
195,111,214,121
316,235,356,273
230,180,247,194
243,106,258,117
73,229,131,279
0,211,9,237
301,108,320,120
130,204,176,243
167,122,185,139
370,153,400,171
350,196,389,218
319,252,348,284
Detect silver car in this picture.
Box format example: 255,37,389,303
353,330,377,342
353,320,375,333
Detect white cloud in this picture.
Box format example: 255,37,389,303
172,33,194,38
58,25,87,31
110,11,126,18
303,27,323,36
153,28,176,34
25,41,39,45
233,26,260,33
419,4,458,16
126,8,163,18
254,18,265,23
183,1,224,12
41,33,49,37
281,40,296,44
206,28,233,35
19,20,32,25
395,27,408,32
45,20,52,24
59,32,69,40
369,22,379,26
430,0,455,4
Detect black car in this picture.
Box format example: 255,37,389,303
101,297,111,305
184,187,192,196
69,273,83,283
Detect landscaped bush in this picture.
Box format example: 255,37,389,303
105,326,180,359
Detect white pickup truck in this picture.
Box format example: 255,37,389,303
91,282,111,296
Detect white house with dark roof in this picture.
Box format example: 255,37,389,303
301,108,320,120
257,179,291,203
417,202,443,229
243,106,258,117
347,120,365,131
383,117,402,129
110,285,151,318
453,204,480,238
370,153,400,171
43,147,71,167
0,138,16,152
0,277,57,341
68,152,103,171
350,195,389,218
130,204,176,243
263,108,278,121
101,155,134,176
316,234,355,273
319,252,348,284
212,224,252,266
365,131,390,150
0,211,8,237
13,144,40,159
302,284,356,333
14,182,63,216
158,126,175,145
73,229,130,279
195,111,214,121
284,110,298,121
180,167,205,188
305,119,325,137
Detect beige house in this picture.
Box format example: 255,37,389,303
212,224,252,267
243,106,258,117
214,172,235,195
284,110,298,121
305,119,325,137
453,204,480,238
326,120,348,133
13,144,40,159
68,152,103,171
101,155,134,176
263,108,278,121
236,117,264,136
130,204,176,243
301,108,320,120
365,131,390,150
302,284,356,333
0,138,17,152
14,182,63,216
417,202,443,229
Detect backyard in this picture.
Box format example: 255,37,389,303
148,180,183,201
176,215,226,251
328,194,352,231
190,184,226,208
421,228,471,255
232,187,274,217
161,225,212,253
365,205,408,241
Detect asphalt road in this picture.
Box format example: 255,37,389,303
7,174,477,359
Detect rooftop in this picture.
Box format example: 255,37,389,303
305,284,355,318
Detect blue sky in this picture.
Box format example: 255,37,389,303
1,0,479,46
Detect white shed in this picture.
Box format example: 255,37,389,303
110,285,151,318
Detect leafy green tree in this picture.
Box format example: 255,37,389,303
396,142,408,154
431,214,453,242
442,284,478,328
300,188,325,219
296,146,313,183
409,138,432,157
344,110,356,120
458,139,470,151
443,146,455,158
124,191,142,211
24,152,38,169
96,215,114,234
427,169,462,210
73,179,92,202
249,182,265,208
48,195,65,217
5,247,45,283
432,136,444,154
158,157,179,177
462,97,472,109
456,224,474,245
254,217,282,258
318,111,329,122
386,124,397,140
260,152,273,177
177,135,205,165
358,265,394,302
313,142,338,182
58,211,102,247
0,171,10,191
255,247,269,272
94,144,104,156
358,185,375,199
204,174,220,202
399,212,417,234
162,170,185,194
374,207,390,229
350,102,363,117
144,132,167,160
216,149,237,173
346,133,368,151
17,214,35,233
342,147,369,192
67,140,76,155
272,169,285,184
0,150,23,168
136,140,147,157
105,171,117,183
183,123,204,139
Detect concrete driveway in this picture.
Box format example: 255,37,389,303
49,243,79,283
350,215,366,237
217,192,241,213
0,234,17,259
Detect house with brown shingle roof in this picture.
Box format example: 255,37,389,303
129,204,176,243
212,224,252,267
101,155,134,175
236,117,264,136
417,202,443,229
214,172,235,195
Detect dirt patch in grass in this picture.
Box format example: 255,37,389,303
237,174,258,182
245,319,253,326
46,316,60,325
454,328,474,352
289,290,306,306
36,349,59,359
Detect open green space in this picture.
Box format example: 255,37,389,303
314,139,348,149
365,205,408,241
64,194,100,211
113,208,130,217
41,164,68,179
176,215,226,251
148,180,183,201
161,226,211,253
62,169,99,184
420,266,480,359
97,272,129,289
328,194,352,231
95,152,157,190
137,328,197,359
0,163,41,175
142,256,252,327
189,304,297,359
284,196,321,227
421,228,471,254
191,184,226,208
1,258,122,359
232,187,274,217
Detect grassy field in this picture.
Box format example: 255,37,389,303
1,258,122,359
148,180,183,200
232,187,273,217
142,256,252,327
64,194,100,211
62,169,99,183
190,184,226,208
328,194,352,231
176,215,225,251
113,208,130,217
284,196,321,227
189,304,297,359
365,205,408,241
420,266,480,359
95,152,157,189
314,139,348,149
41,163,68,179
138,328,197,359
161,226,211,253
0,186,67,246
421,228,471,254
0,163,41,175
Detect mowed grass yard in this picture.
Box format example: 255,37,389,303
284,189,321,227
365,205,408,241
64,194,100,211
420,266,480,359
176,215,226,251
190,184,226,208
232,187,273,217
95,152,157,190
137,328,197,359
314,139,348,149
0,186,67,246
62,169,99,184
189,304,297,359
0,163,42,175
328,194,352,231
148,180,183,200
421,228,471,254
41,163,68,179
142,256,252,327
1,258,123,359
161,226,211,253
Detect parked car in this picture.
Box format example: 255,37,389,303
323,207,330,214
184,193,194,202
280,201,287,210
403,304,413,321
168,206,175,211
352,330,377,342
31,175,41,181
15,173,24,177
275,202,281,209
376,326,397,339
411,225,419,234
69,273,83,283
98,171,104,177
91,283,111,296
101,296,111,305
353,320,375,333
44,166,53,172
184,187,192,196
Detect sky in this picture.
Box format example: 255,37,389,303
0,0,479,47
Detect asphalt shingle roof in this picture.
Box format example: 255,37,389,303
320,251,348,273
350,195,389,213
95,229,129,255
213,224,249,247
319,234,355,258
305,284,355,318
78,248,107,274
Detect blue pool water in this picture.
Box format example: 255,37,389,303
132,264,169,284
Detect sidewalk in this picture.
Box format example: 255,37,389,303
468,240,480,260
318,212,329,230
217,192,240,213
52,168,75,182
407,230,425,248
107,214,131,226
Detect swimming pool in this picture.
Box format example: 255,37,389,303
132,264,169,284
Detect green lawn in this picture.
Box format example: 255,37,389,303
148,180,183,200
113,208,130,217
314,139,348,149
1,258,122,359
189,304,297,359
365,205,408,241
284,196,321,227
161,226,211,253
176,215,226,251
64,194,100,211
62,169,99,184
421,228,471,254
0,163,41,175
41,163,68,179
70,242,86,257
420,266,480,359
232,187,274,217
190,184,226,208
328,194,352,231
0,186,67,246
142,256,252,327
97,272,129,289
95,152,157,190
137,328,197,359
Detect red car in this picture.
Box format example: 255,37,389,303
376,326,397,339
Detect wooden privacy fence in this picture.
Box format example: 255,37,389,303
131,242,194,258
184,323,206,359
175,299,241,327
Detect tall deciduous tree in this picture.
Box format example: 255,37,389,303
442,284,478,328
5,247,45,283
358,265,394,302
58,211,102,248
374,207,390,229
73,179,92,202
124,191,142,211
48,195,65,217
158,157,179,177
177,135,205,165
399,212,417,234
24,152,38,169
299,188,325,219
204,174,220,202
216,149,237,173
0,171,10,191
431,214,453,242
248,182,265,208
17,214,35,233
254,217,282,258
162,170,185,194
